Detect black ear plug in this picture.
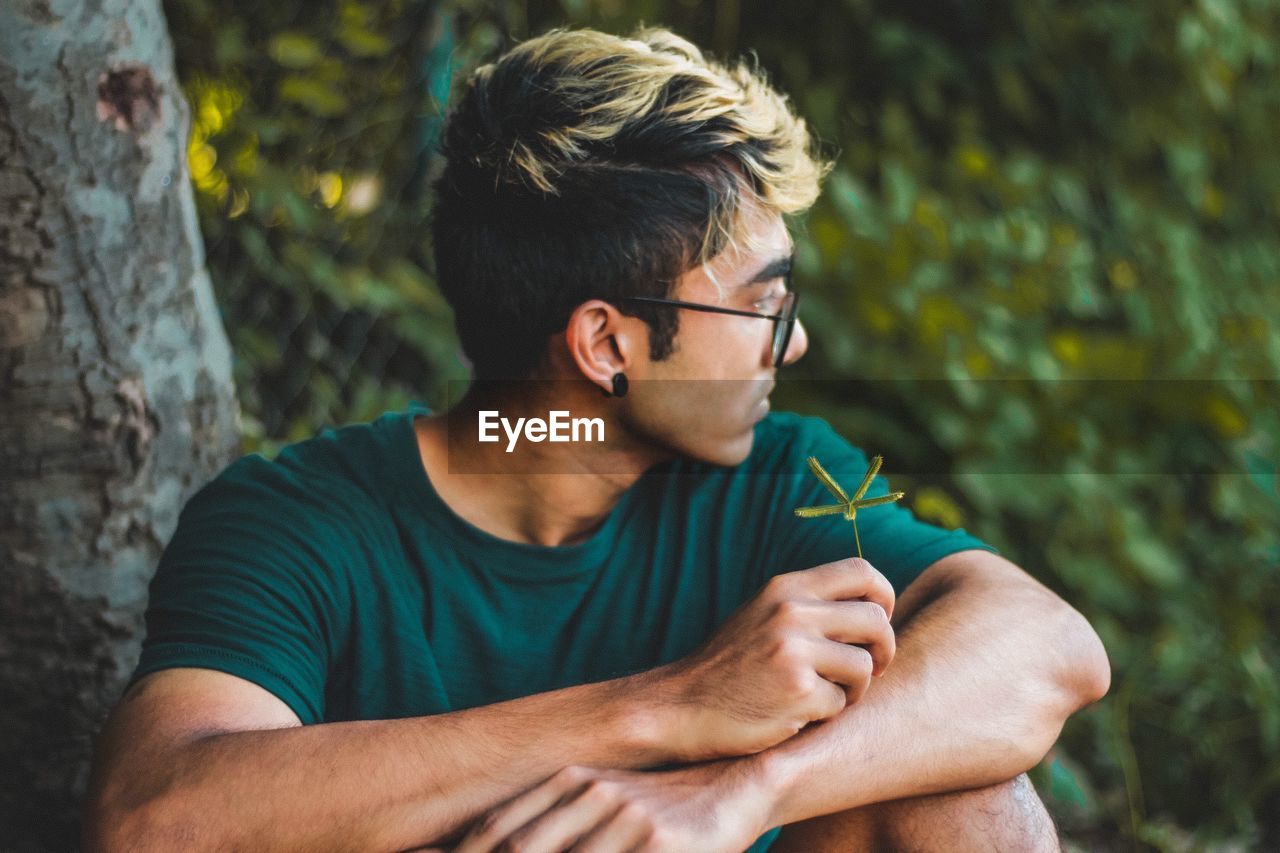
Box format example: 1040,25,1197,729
601,372,628,398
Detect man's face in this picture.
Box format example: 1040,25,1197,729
621,199,809,467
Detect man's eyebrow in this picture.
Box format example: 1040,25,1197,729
738,253,794,288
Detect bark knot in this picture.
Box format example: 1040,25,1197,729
96,66,161,133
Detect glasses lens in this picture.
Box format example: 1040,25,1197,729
772,291,799,367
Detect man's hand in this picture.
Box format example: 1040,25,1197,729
453,761,771,853
654,557,896,762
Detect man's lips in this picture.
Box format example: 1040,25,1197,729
755,383,775,419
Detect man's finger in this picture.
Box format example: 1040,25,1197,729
454,768,586,853
807,600,896,675
810,641,876,705
804,670,851,722
777,558,895,619
499,781,622,853
573,802,659,853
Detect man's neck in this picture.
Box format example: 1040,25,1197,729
413,389,669,548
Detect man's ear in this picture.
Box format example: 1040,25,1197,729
562,299,644,392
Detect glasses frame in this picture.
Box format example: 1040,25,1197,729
619,282,799,369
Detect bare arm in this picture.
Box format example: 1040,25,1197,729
760,549,1111,832
85,555,906,845
83,666,675,852
434,550,1112,853
83,556,898,853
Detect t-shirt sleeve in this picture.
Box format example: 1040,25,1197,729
128,457,345,725
764,415,998,595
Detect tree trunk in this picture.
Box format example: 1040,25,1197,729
0,1,239,848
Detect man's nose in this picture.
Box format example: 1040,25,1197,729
781,319,809,366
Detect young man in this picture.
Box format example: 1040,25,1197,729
85,27,1110,852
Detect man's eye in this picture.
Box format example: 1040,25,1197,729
754,290,786,312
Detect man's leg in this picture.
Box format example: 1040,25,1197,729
769,773,1060,853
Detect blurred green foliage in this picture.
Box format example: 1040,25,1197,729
165,0,1279,848
166,0,481,445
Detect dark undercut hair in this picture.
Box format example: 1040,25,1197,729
431,26,830,381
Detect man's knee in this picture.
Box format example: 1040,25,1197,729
878,773,1060,853
772,773,1059,853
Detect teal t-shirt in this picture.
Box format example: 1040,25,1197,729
131,408,996,850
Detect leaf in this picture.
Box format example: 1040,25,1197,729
851,454,884,501
336,27,392,58
794,503,849,518
853,491,907,509
1245,450,1280,506
806,456,849,502
279,76,349,117
268,32,324,68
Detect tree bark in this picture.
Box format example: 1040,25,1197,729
0,2,239,848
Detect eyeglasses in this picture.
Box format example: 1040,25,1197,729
619,285,800,369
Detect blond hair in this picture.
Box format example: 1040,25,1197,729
460,27,829,263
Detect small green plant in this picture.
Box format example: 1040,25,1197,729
794,455,905,559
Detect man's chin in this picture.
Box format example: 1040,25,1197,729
681,429,757,469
